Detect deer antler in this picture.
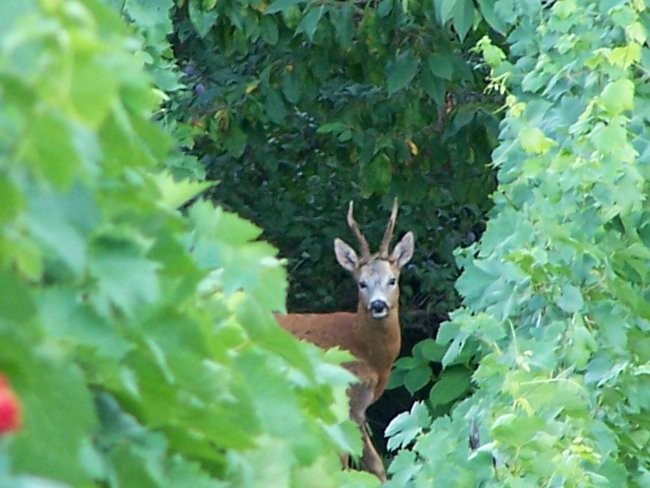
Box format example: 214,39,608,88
378,198,399,257
347,201,371,260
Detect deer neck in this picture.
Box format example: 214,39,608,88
355,304,401,374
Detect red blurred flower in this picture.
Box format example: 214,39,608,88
0,374,21,434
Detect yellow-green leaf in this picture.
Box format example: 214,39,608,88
519,127,555,154
600,79,634,115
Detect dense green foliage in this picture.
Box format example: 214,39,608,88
4,0,649,486
160,0,503,449
0,1,378,486
386,0,650,485
167,0,500,321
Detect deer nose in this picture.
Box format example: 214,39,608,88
370,300,388,314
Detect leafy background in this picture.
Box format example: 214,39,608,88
163,0,502,450
1,0,649,486
384,1,650,486
0,1,374,486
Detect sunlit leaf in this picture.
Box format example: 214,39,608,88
491,414,546,448
519,127,555,154
600,79,634,115
385,402,431,450
90,239,161,317
152,171,215,209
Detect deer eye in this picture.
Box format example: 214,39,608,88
359,281,368,289
388,278,396,286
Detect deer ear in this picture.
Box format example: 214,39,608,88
334,238,359,272
391,231,414,269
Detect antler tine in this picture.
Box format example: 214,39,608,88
347,201,371,259
379,198,399,257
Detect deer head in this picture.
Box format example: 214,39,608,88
334,200,414,320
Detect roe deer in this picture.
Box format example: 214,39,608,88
276,200,414,481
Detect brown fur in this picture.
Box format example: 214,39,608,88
276,307,401,401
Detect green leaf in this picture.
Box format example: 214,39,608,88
519,126,555,154
550,0,576,19
71,56,118,127
568,320,596,369
38,287,131,360
188,0,219,37
5,342,98,485
386,450,421,486
323,420,363,458
421,64,446,105
152,171,215,209
427,54,454,80
333,4,354,46
237,255,287,312
317,122,348,134
556,284,584,313
386,50,419,95
24,184,98,277
394,356,421,370
477,0,508,34
360,152,392,197
124,0,174,28
491,413,546,448
455,260,495,303
6,234,42,282
413,338,447,362
95,392,223,487
266,0,305,14
404,364,433,394
472,313,506,342
600,79,634,115
223,124,247,158
590,120,628,157
428,366,471,406
481,40,506,67
0,175,23,223
436,0,457,24
90,239,161,317
189,202,263,246
260,16,279,45
281,68,302,103
265,89,286,123
236,350,304,438
297,6,324,41
439,328,468,369
385,402,431,450
377,0,394,18
452,0,475,42
0,269,35,323
386,368,407,390
23,109,81,188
